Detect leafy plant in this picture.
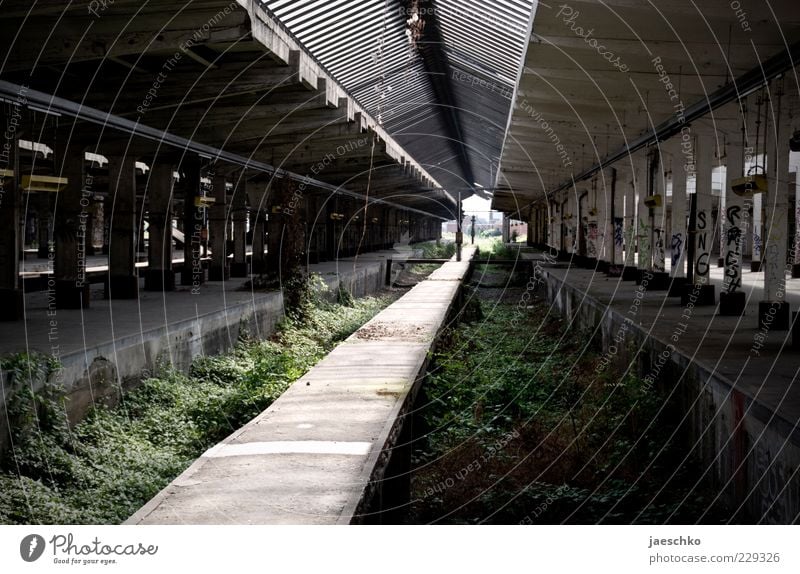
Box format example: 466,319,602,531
0,291,396,524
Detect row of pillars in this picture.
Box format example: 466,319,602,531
0,124,442,320
526,94,798,329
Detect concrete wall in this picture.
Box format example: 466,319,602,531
0,259,391,456
543,272,800,523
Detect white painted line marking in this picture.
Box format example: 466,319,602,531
202,441,372,458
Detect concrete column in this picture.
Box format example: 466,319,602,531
751,194,763,271
609,167,624,274
669,138,689,288
0,117,23,320
144,163,175,291
759,103,790,330
687,132,716,305
231,178,248,277
36,193,52,258
794,170,800,277
101,199,110,255
246,181,267,275
619,166,636,279
181,161,204,287
652,150,668,283
598,170,613,272
720,137,746,315
208,173,229,281
501,214,511,243
567,189,577,256
585,181,599,267
266,194,282,273
635,153,652,282
106,155,139,299
54,144,91,308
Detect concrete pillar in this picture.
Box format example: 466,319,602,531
208,173,229,282
502,214,511,243
106,155,139,299
101,198,110,255
598,170,613,272
759,101,790,330
609,167,624,274
246,181,268,275
230,178,248,277
669,138,689,288
652,150,668,281
619,166,636,279
36,193,52,259
635,153,652,281
686,132,716,305
0,116,23,320
720,136,747,315
144,163,175,291
565,189,576,256
585,181,600,267
181,161,205,287
794,169,800,277
751,194,763,270
54,144,91,309
266,193,282,273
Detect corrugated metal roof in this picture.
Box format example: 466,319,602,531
261,0,535,195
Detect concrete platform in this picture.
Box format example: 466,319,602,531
0,249,413,449
127,248,474,525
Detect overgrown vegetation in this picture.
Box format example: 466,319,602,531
476,238,520,260
407,285,729,524
415,240,456,260
0,277,396,524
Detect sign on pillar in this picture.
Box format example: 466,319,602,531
759,108,790,331
720,139,747,316
669,138,689,296
685,132,715,306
